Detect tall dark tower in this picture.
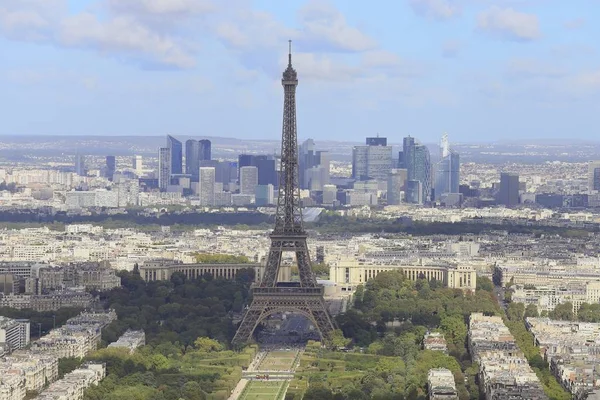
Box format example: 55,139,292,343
232,42,336,345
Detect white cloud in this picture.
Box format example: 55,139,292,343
477,6,540,41
298,1,377,52
409,0,461,20
0,0,201,68
58,13,196,68
215,1,377,54
280,52,364,82
0,0,417,80
107,0,214,16
0,0,65,40
361,50,424,78
215,10,293,51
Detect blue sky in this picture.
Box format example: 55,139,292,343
0,0,599,143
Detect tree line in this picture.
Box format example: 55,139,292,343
295,273,502,399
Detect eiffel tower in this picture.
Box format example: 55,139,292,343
232,42,336,345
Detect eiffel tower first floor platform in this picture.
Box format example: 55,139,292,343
231,285,336,345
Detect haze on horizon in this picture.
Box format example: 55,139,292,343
0,0,598,142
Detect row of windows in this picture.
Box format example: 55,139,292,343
142,267,261,282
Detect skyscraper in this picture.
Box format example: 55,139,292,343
406,180,422,204
256,184,275,206
352,146,369,181
588,161,600,192
132,155,143,176
403,136,431,203
238,155,277,187
105,156,116,181
299,140,330,189
352,136,392,182
388,169,408,205
403,136,416,179
256,156,277,186
322,184,337,205
398,151,405,169
199,139,211,161
434,134,460,201
213,161,234,185
158,147,171,191
185,139,200,181
167,135,182,175
414,144,431,202
185,139,212,181
240,166,259,195
366,136,387,146
75,155,86,176
238,154,255,169
499,173,519,207
198,167,215,206
299,139,315,189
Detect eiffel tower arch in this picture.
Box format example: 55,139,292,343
232,42,336,345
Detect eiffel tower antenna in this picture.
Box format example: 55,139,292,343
232,41,336,346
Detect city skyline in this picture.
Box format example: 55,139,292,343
1,1,599,141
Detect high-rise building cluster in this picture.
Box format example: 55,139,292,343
299,139,330,191
351,134,461,206
153,134,331,207
158,135,213,191
65,133,464,210
156,135,279,206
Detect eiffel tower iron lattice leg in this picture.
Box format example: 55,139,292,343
232,287,336,345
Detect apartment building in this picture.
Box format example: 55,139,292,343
494,265,600,288
512,282,600,315
107,330,145,353
427,368,458,400
35,362,105,400
0,371,25,400
1,353,58,392
0,291,94,312
468,313,548,399
423,332,448,353
0,317,30,352
526,318,600,398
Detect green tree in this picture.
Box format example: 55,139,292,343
303,384,334,400
440,316,467,348
330,329,351,348
194,337,224,352
194,253,250,264
576,303,600,322
235,268,255,283
182,381,207,400
549,303,574,321
476,277,494,292
58,357,83,378
232,291,244,312
524,304,539,318
353,285,364,309
507,302,525,321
